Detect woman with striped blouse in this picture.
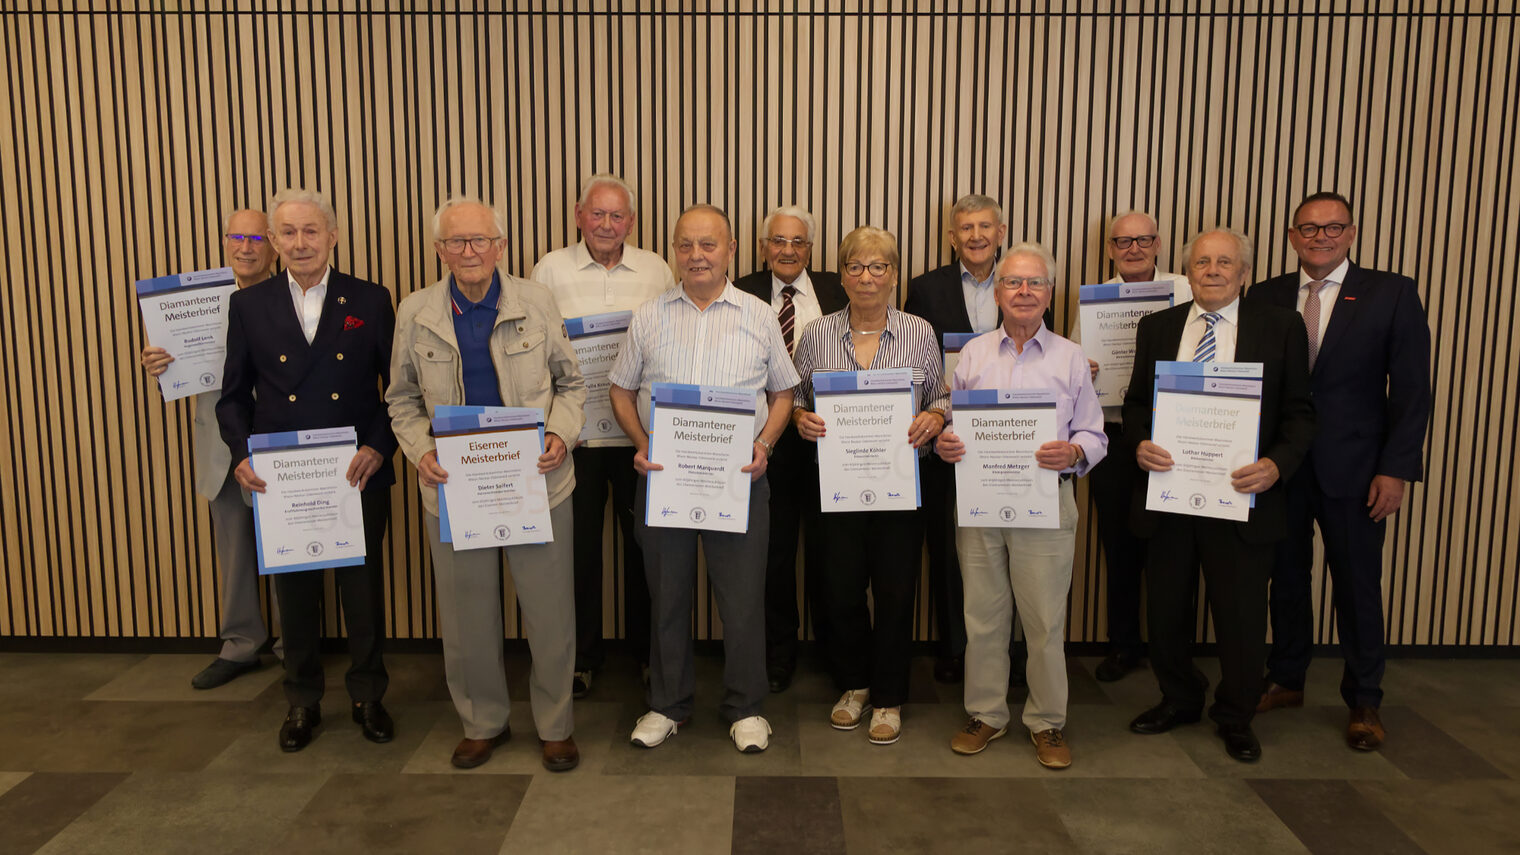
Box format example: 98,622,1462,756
791,226,950,745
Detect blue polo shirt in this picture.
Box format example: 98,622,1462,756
449,274,505,407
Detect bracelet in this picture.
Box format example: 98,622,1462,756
755,435,774,457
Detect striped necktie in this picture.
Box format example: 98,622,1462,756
779,285,799,355
1193,312,1222,362
1304,280,1325,368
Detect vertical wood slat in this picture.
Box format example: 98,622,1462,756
0,1,1515,649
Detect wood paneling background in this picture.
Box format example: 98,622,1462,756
1,2,1515,648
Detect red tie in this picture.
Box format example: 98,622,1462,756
779,285,798,355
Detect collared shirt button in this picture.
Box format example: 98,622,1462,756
288,394,297,402
331,393,340,400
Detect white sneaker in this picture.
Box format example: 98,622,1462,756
630,710,682,748
830,689,871,730
730,715,772,753
868,707,901,745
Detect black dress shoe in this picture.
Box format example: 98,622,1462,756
279,706,321,752
1218,723,1261,762
1129,702,1203,734
767,663,794,694
933,656,964,684
1094,651,1144,683
191,657,262,690
352,701,394,743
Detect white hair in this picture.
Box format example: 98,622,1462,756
1106,209,1159,237
578,173,637,214
431,196,506,240
269,187,337,230
761,205,817,245
1181,227,1254,273
1000,241,1057,281
222,208,268,234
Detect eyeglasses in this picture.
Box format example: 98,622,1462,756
768,236,812,250
1292,222,1349,238
1110,235,1157,250
843,261,893,277
995,276,1052,292
225,233,266,244
440,236,501,253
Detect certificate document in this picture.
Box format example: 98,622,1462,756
942,332,980,386
433,405,552,549
813,368,920,512
135,267,238,402
1145,361,1263,521
645,383,756,533
565,311,632,443
249,427,365,574
952,389,1061,528
1078,281,1175,407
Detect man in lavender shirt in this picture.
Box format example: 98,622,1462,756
935,242,1107,770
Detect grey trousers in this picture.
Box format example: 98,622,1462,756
425,499,576,741
635,474,770,724
208,473,280,662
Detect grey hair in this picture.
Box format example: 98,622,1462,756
1181,227,1254,273
675,203,735,243
761,205,817,245
222,208,268,234
578,173,637,214
431,196,507,241
269,187,337,230
951,193,1003,224
1107,209,1159,237
1000,241,1058,282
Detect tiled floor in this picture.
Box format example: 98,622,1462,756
0,649,1516,854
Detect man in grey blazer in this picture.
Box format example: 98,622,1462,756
140,208,281,689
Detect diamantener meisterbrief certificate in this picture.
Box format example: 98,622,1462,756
813,367,920,512
952,389,1061,528
249,427,366,574
135,267,238,402
1077,281,1176,407
645,383,756,533
565,311,632,444
433,405,553,549
1145,361,1263,522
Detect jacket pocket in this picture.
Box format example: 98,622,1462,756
413,342,458,399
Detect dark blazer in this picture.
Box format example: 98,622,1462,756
217,269,399,491
1121,298,1316,544
904,263,1054,342
734,269,848,315
1247,263,1431,496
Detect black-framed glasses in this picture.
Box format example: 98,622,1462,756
768,236,812,249
1110,235,1157,250
995,276,1052,292
1293,222,1349,238
440,236,501,253
844,261,892,277
225,233,266,244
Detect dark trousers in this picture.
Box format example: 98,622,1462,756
275,488,390,709
818,509,924,708
1267,467,1389,708
763,424,826,668
1146,514,1271,727
571,444,650,670
1089,421,1147,655
919,453,966,658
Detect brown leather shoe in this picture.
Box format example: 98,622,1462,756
1347,706,1385,751
1256,682,1305,713
541,736,580,772
451,727,511,769
950,718,1007,755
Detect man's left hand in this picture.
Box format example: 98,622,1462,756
1230,457,1280,494
538,433,568,474
346,445,384,490
1367,474,1405,522
740,442,768,481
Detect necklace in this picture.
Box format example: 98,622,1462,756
850,326,885,335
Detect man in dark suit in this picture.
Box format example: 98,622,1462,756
218,187,398,753
1249,192,1431,751
1123,227,1315,762
734,205,847,692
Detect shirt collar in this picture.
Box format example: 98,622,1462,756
449,271,501,315
994,321,1052,356
1298,258,1351,289
959,262,995,288
670,279,740,309
1188,295,1242,325
572,239,640,274
287,266,331,299
772,269,812,299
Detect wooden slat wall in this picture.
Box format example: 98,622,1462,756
1,1,1515,647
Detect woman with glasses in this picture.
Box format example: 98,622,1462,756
791,226,949,744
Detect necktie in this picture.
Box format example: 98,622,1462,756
1304,280,1325,368
779,285,798,355
1192,312,1221,362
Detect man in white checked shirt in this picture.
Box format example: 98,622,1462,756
608,204,800,754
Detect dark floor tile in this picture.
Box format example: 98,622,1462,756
0,654,146,702
731,776,844,855
839,777,1079,854
1410,705,1520,780
271,772,530,855
0,772,127,854
1356,779,1520,855
1248,779,1425,855
1374,706,1508,780
0,700,262,773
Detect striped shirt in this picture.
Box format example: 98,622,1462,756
609,280,801,437
792,307,951,453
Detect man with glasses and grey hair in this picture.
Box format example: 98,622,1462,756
532,173,675,700
1069,210,1193,684
735,204,847,693
389,196,586,771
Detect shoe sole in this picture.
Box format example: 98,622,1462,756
868,731,900,745
736,742,768,753
543,756,581,772
830,704,871,731
631,718,687,748
951,727,1007,755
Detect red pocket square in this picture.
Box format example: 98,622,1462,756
343,315,365,330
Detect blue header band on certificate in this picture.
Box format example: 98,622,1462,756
565,311,632,338
942,332,980,353
1078,281,1177,303
814,367,914,394
248,426,358,453
952,389,1058,408
1155,361,1263,380
134,266,237,296
1155,374,1264,399
651,382,756,415
432,406,544,436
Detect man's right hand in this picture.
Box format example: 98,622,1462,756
1088,358,1099,381
141,346,173,377
233,459,267,493
1135,440,1173,472
632,447,664,475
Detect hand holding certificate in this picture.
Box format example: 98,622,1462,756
813,368,920,512
249,427,366,574
565,311,632,443
645,383,756,532
433,406,553,549
1077,281,1175,406
136,267,238,401
949,389,1061,528
1143,362,1263,521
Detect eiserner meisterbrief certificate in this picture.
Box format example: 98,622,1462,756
565,311,632,444
943,332,980,386
249,427,366,574
1145,361,1263,522
432,405,552,549
951,389,1061,529
645,383,756,533
135,267,238,402
813,368,920,513
1078,281,1176,407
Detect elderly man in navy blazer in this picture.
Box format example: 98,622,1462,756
1249,192,1431,751
218,187,398,753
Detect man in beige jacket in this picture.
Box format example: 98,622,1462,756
387,197,586,771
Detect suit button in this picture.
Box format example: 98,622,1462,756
288,394,297,402
279,354,287,362
331,393,340,400
336,353,344,361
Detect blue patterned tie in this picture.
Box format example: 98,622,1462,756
1193,312,1222,362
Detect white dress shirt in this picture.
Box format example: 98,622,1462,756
769,268,823,335
1296,257,1348,345
531,240,676,320
1176,296,1241,363
287,266,331,344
